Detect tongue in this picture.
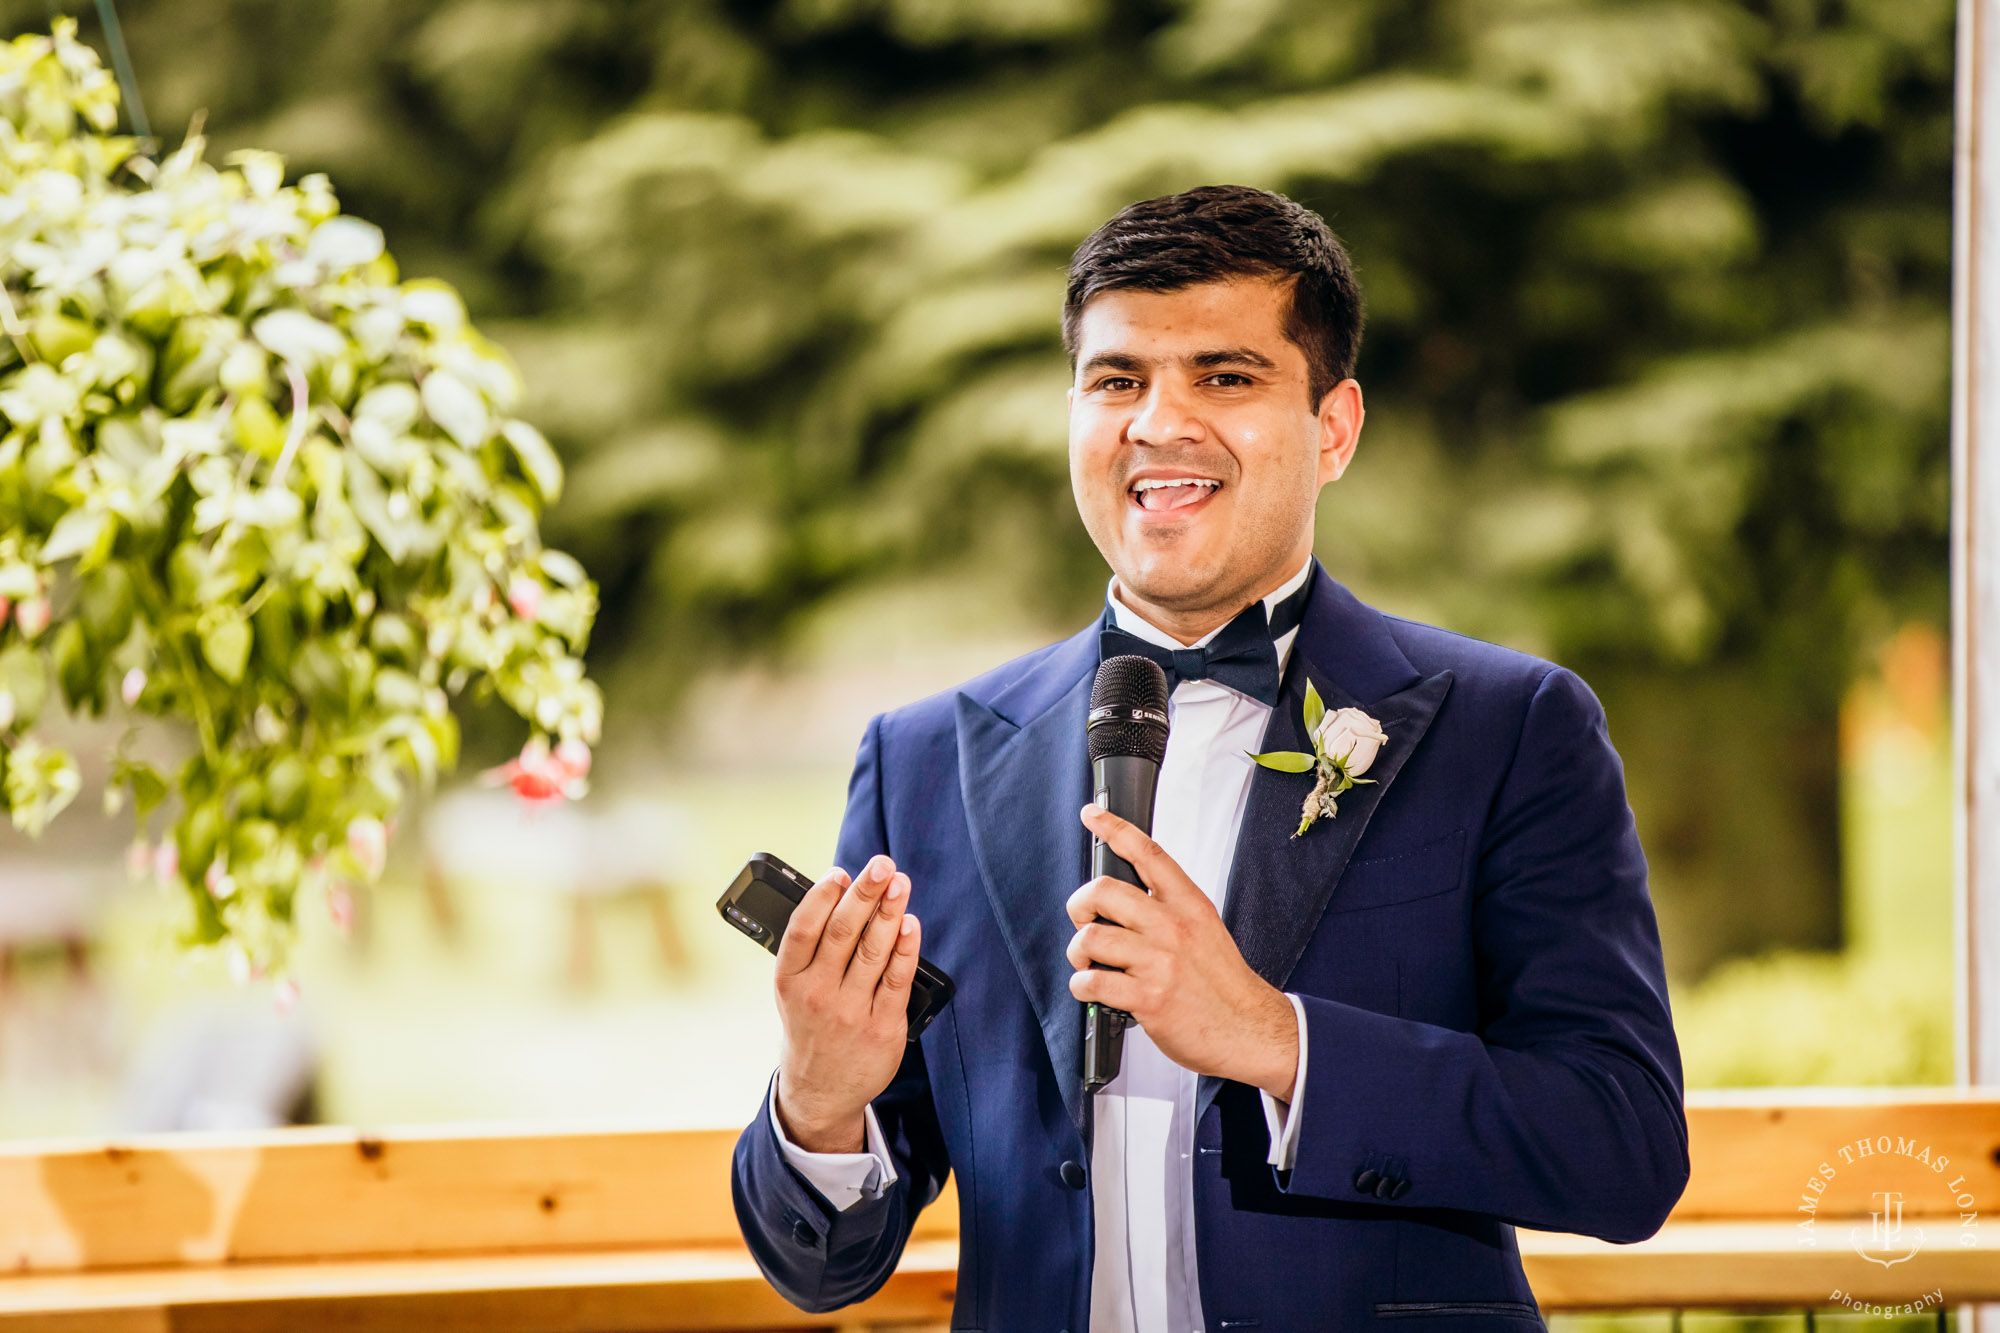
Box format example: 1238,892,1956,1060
1141,484,1205,511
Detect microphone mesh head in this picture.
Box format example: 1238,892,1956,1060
1088,655,1170,764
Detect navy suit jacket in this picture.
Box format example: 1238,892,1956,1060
733,562,1689,1330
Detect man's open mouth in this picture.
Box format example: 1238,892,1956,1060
1129,477,1220,512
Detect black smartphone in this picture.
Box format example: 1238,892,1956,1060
717,852,956,1041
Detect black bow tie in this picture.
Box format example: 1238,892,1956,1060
1097,567,1315,708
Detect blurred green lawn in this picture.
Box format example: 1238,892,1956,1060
0,690,1953,1140
100,766,858,1132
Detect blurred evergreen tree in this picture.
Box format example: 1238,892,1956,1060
5,0,1953,977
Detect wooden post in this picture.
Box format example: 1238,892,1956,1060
1953,1,2000,1329
1956,0,2000,1090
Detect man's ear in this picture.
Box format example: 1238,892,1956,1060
1315,378,1364,485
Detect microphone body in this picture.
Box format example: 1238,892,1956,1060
1082,753,1159,1089
1082,656,1171,1093
1091,756,1160,889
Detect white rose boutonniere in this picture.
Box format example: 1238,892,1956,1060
1247,682,1389,837
1317,706,1389,777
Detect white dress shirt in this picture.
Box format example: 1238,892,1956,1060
771,559,1314,1333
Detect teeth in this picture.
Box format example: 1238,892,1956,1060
1131,477,1218,511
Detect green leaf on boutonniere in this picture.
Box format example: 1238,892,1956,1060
1302,679,1324,737
1248,749,1316,772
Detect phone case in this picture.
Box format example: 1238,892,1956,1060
717,852,957,1040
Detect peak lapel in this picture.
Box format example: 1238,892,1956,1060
1220,660,1454,987
1196,567,1455,1122
954,635,1096,1132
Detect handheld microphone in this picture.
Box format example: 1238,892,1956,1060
1082,654,1171,1092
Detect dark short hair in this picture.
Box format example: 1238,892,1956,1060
1062,184,1364,408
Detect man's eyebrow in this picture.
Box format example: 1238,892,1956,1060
1187,347,1279,371
1078,351,1148,376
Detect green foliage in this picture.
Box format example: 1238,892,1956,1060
15,0,1947,708
0,22,601,973
3,0,1954,975
495,0,1950,720
1673,945,1953,1086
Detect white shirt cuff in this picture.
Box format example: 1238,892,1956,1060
768,1074,900,1212
1259,992,1309,1170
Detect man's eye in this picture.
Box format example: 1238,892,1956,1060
1097,377,1141,392
1205,373,1252,387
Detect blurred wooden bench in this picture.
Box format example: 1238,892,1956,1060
0,1088,1994,1330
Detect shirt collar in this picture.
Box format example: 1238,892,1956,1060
1105,557,1314,684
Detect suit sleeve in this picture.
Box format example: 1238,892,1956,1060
768,1079,899,1211
1272,666,1690,1243
730,712,953,1311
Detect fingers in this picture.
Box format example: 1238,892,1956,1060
821,854,895,969
1069,964,1143,1013
1066,876,1153,930
874,913,922,1011
1080,804,1190,901
775,865,848,975
1066,919,1142,973
843,870,909,989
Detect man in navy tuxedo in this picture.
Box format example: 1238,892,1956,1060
732,185,1689,1330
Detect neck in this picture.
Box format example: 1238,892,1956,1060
1112,551,1312,646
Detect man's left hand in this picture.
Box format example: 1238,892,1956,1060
1066,802,1300,1102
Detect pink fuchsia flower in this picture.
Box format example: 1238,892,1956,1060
0,595,12,625
153,840,179,883
205,857,237,901
327,883,354,936
480,735,585,802
553,738,591,780
346,814,388,878
506,575,542,621
15,597,49,639
121,668,146,706
273,977,301,1015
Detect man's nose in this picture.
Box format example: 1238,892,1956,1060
1125,380,1204,447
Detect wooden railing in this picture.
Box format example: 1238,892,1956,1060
0,1088,1994,1329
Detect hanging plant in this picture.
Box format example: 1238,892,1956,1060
0,21,603,979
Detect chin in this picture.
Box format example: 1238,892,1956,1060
1114,550,1230,611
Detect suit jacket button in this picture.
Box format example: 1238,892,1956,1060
1373,1174,1396,1198
791,1219,817,1248
1060,1160,1087,1190
1353,1168,1380,1194
1389,1177,1411,1199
